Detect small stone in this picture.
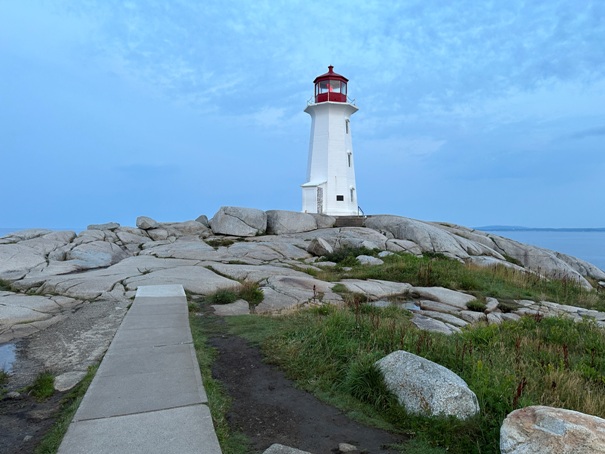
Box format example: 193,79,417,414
23,435,33,442
6,391,21,399
263,444,311,454
339,442,358,452
356,255,384,265
485,297,499,313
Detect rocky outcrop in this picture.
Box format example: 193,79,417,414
376,350,480,419
500,406,605,453
2,207,604,394
210,206,267,236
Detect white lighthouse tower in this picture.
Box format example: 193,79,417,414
302,66,359,216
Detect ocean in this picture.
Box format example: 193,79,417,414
1,227,604,272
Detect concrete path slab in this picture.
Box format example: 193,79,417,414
58,284,221,453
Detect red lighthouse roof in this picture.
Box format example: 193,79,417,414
313,65,349,103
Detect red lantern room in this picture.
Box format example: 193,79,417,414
313,65,348,103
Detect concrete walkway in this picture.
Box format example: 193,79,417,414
58,284,222,454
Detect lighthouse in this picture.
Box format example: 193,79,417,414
302,66,359,216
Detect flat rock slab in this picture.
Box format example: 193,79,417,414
212,299,250,316
59,284,220,454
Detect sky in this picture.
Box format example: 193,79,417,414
1,0,604,229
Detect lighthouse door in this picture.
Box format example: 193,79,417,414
316,187,324,214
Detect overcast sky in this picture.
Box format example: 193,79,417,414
1,0,604,229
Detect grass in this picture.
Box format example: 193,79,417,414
28,371,55,401
321,245,379,268
310,252,605,311
34,366,97,454
219,305,605,454
189,250,605,452
0,369,9,387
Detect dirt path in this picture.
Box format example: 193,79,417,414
210,334,405,453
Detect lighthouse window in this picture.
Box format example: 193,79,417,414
319,80,342,94
346,119,350,134
347,153,351,167
336,195,344,201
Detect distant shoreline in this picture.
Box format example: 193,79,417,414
476,226,605,233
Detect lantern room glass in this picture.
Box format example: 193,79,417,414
316,80,347,96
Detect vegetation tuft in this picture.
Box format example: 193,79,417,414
0,369,9,387
28,371,55,401
204,281,263,306
0,279,15,292
466,299,487,312
206,238,235,248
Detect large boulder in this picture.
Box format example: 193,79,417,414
487,235,593,289
298,227,389,251
307,238,334,256
66,241,130,269
412,287,476,310
375,350,479,419
136,216,159,230
311,213,336,229
160,220,211,237
266,210,317,234
366,215,471,259
210,206,267,237
0,244,47,280
500,406,605,454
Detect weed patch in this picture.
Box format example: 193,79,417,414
28,371,55,401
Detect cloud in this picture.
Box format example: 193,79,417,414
567,125,605,140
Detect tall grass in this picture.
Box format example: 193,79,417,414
228,305,605,453
314,252,605,310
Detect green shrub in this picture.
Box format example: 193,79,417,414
238,281,264,306
206,288,239,305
